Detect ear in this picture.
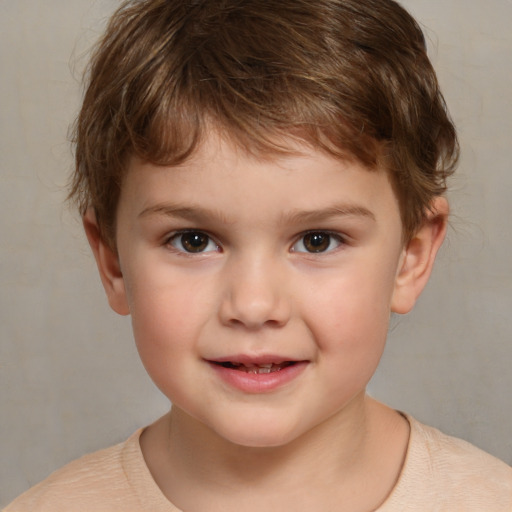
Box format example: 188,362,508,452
83,208,130,316
391,197,448,314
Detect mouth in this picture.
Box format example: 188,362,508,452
207,357,308,392
212,361,297,374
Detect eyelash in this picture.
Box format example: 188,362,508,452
165,230,347,255
166,230,221,254
291,231,346,254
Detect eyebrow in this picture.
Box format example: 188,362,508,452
138,202,375,225
283,205,376,225
138,203,232,224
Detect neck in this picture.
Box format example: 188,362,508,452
140,395,409,512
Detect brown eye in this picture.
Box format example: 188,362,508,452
303,233,330,252
170,231,217,253
292,232,343,253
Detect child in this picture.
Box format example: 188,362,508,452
5,0,512,510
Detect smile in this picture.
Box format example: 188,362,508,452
207,358,308,393
214,361,295,374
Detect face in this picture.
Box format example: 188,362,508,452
102,135,417,448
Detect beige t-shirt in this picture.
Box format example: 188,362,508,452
5,416,512,511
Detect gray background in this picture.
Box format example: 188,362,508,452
1,0,511,506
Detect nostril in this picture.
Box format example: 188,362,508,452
225,316,286,330
218,271,291,329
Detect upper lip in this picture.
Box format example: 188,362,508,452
207,354,306,366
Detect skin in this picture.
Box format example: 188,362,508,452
85,134,448,511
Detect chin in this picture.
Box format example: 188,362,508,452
211,416,303,449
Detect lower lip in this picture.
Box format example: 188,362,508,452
208,361,308,393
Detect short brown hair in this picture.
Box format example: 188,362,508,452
71,0,458,247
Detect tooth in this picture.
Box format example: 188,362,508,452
231,362,287,373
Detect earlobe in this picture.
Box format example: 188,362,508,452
391,197,448,314
83,208,130,316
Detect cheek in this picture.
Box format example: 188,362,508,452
131,291,198,346
123,266,210,363
312,269,395,313
127,282,205,401
308,277,391,399
303,260,397,354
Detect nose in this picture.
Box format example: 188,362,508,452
218,254,291,330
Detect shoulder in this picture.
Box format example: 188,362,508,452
2,429,171,512
411,417,512,484
380,415,512,511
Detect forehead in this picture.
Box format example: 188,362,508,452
119,134,402,232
